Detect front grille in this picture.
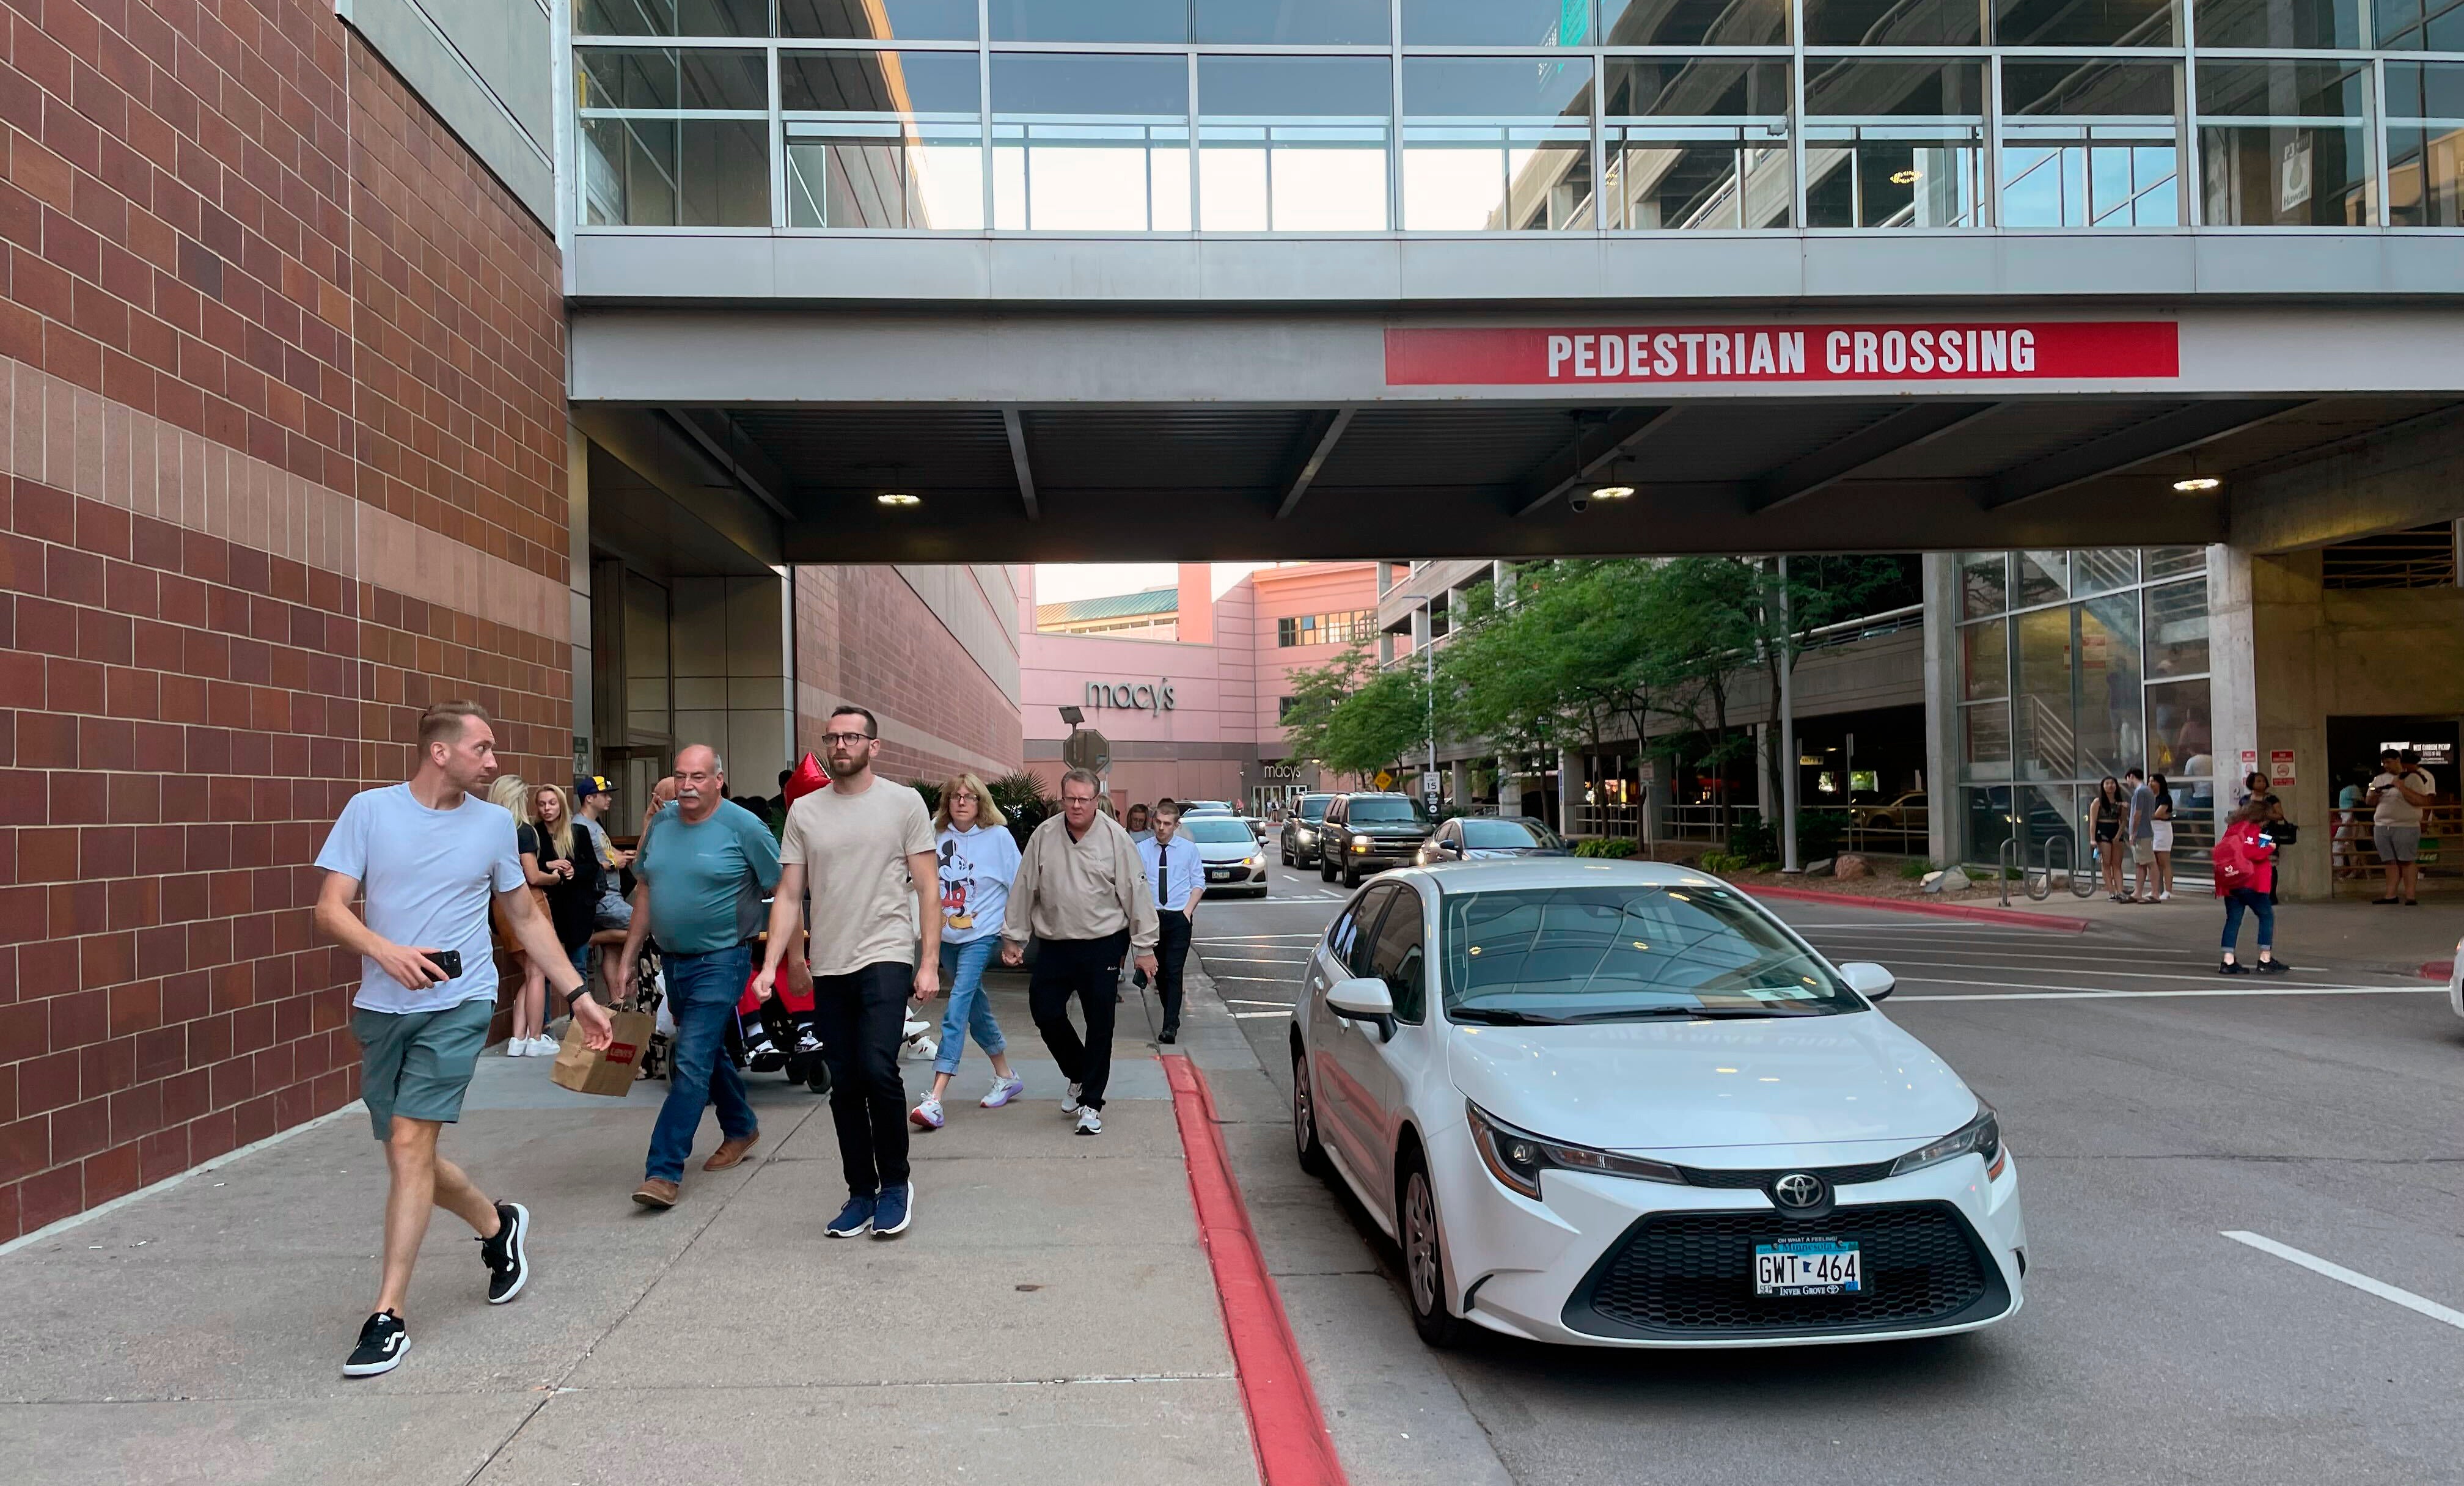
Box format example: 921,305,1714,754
1679,1158,1898,1190
1566,1201,2009,1341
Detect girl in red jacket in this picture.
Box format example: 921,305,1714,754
2214,799,2289,975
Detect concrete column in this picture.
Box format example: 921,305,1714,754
1410,602,1431,650
1379,629,1395,666
1450,758,1470,807
1558,746,1582,836
672,573,794,798
1753,723,1773,819
1497,756,1522,816
1492,560,1515,602
2209,543,2260,885
1920,553,1961,866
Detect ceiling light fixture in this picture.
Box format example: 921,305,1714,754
876,491,922,507
1591,485,1637,500
2171,476,2221,493
1889,169,1920,185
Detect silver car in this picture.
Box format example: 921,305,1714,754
1177,816,1269,898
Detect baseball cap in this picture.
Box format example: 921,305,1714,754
576,774,613,797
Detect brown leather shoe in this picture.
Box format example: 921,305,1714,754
631,1177,680,1209
703,1132,761,1172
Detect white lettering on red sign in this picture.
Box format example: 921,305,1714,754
1388,321,2169,386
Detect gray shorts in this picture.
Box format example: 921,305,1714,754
594,894,633,930
2375,825,2422,863
353,997,496,1140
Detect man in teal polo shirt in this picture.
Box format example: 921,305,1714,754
613,744,782,1207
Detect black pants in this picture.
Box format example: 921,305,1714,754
1154,909,1192,1035
1030,932,1128,1111
813,961,911,1196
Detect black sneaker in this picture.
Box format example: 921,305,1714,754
2256,957,2292,975
343,1309,409,1377
2218,960,2251,976
479,1201,529,1304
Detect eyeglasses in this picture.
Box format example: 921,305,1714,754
949,791,977,802
823,732,876,746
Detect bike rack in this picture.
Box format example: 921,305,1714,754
2001,831,2089,905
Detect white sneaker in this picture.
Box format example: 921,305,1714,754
902,1016,931,1040
981,1072,1024,1108
909,1097,945,1132
505,1038,528,1057
1075,1107,1102,1136
1062,1082,1084,1116
2156,891,2172,903
532,1036,562,1056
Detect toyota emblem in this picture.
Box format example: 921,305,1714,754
1772,1173,1825,1209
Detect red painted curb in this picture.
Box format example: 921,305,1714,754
1743,883,2091,933
1164,1055,1349,1486
2424,959,2455,981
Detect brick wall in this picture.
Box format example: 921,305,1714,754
0,1,568,1242
794,565,1021,787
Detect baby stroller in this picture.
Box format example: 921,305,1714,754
735,950,831,1094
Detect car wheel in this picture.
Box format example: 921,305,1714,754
1400,1159,1464,1348
1281,847,1293,867
1320,855,1335,882
1291,1048,1329,1177
1343,865,1360,888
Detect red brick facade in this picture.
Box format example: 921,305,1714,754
794,565,1022,788
0,1,571,1241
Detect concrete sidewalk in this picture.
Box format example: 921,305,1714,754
0,975,1260,1486
1910,884,2463,975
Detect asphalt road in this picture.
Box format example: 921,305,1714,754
1194,860,2464,1486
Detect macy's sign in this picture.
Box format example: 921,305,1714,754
1086,678,1175,716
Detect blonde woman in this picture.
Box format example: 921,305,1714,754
518,782,601,1055
910,774,1025,1130
485,777,540,1052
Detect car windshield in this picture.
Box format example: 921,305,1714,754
1346,799,1424,824
1182,802,1233,814
1181,818,1255,844
1296,796,1333,821
1440,884,1864,1021
1462,819,1545,849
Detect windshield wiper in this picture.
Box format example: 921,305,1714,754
1557,1005,1816,1023
1447,1006,1571,1026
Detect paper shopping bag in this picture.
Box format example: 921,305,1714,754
550,1007,655,1096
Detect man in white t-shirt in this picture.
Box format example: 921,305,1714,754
754,706,941,1240
314,703,612,1379
2367,747,2436,905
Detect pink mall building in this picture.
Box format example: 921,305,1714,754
1022,563,1378,814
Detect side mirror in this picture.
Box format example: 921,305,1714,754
1838,962,1896,1001
1326,976,1397,1041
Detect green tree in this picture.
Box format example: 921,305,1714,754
1282,651,1430,780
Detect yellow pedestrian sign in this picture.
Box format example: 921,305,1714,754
1373,769,1394,791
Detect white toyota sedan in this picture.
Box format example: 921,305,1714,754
1288,860,2028,1349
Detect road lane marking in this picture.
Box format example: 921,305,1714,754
1873,958,2375,986
1225,998,1294,1006
1204,956,1311,965
1230,1011,1291,1019
2221,1231,2464,1333
1894,985,2441,1001
1210,975,1297,983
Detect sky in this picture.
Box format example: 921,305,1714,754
1034,562,1269,605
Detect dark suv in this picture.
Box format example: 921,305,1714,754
1279,793,1339,869
1317,792,1433,888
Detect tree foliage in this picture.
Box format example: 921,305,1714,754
1281,650,1429,778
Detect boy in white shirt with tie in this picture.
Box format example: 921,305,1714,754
1136,804,1204,1044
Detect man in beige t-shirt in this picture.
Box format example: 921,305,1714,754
754,706,939,1240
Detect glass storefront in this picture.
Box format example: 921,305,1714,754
570,0,2464,232
1955,547,2217,869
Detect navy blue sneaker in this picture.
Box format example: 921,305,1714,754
873,1182,914,1239
826,1192,877,1238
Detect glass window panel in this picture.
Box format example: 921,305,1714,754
1803,0,1983,45
2077,592,2143,778
1195,0,1392,43
2001,62,2182,228
1605,60,1792,229
2017,549,2069,606
1994,0,2176,44
1606,60,1791,119
990,0,1187,42
1603,0,1789,44
1402,58,1596,230
2386,62,2464,121
1198,57,1393,230
2012,783,2078,859
2070,549,2138,594
778,0,978,37
1962,710,2013,777
2198,125,2373,225
578,0,771,35
1963,785,2012,855
2144,545,2203,579
1805,59,1984,119
581,116,771,224
2388,126,2464,229
992,54,1190,230
2012,606,2076,780
2145,677,2212,781
2144,576,2209,677
1962,617,2009,700
576,48,768,110
2382,0,2464,46
1404,0,1599,45
1804,62,1984,227
2191,0,2361,47
782,50,980,112
1960,551,2009,618
787,120,985,226
2004,61,2176,120
2196,62,2368,122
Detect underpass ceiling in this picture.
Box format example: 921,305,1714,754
604,394,2464,562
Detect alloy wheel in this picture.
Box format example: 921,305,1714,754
1406,1171,1441,1317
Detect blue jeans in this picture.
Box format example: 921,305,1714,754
934,938,1007,1076
2220,888,2275,953
644,945,757,1182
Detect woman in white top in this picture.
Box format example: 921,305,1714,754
911,773,1027,1130
2147,772,2176,903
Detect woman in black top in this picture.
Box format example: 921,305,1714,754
516,783,601,1056
2089,775,2130,901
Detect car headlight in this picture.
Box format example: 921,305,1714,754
1888,1102,2001,1177
1242,854,1263,868
1294,826,1314,841
1466,1102,1684,1200
1351,833,1373,852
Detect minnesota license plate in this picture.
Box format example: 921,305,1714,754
1754,1239,1862,1296
1207,868,1236,880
